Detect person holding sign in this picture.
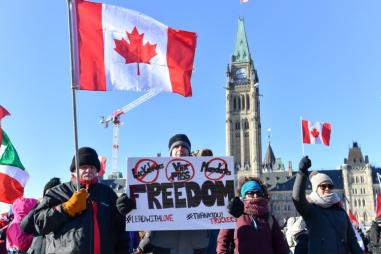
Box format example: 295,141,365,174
137,134,211,254
33,147,130,253
217,177,289,254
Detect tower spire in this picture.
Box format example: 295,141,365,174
232,17,251,64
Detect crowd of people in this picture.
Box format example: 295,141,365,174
0,134,380,253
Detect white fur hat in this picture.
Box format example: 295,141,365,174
309,171,333,192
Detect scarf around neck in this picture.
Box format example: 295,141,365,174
308,191,341,208
244,197,270,216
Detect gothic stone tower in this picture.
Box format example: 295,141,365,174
341,142,375,224
226,18,262,178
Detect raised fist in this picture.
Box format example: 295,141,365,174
299,156,311,174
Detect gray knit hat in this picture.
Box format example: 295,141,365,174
309,171,333,192
168,134,191,154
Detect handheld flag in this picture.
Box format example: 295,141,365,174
376,193,381,219
98,156,107,177
348,210,359,227
0,130,29,203
302,119,331,146
240,0,249,3
0,105,10,145
72,0,197,97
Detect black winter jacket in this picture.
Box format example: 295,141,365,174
20,205,46,254
33,181,129,254
292,171,362,254
368,221,381,254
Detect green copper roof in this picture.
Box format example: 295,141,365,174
232,17,251,64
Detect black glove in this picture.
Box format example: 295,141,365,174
227,197,244,218
116,193,136,216
299,156,311,174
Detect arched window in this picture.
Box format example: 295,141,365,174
241,95,245,110
238,97,241,111
356,176,359,184
354,199,357,207
361,176,364,183
233,97,237,111
246,94,250,110
235,121,240,130
362,199,365,207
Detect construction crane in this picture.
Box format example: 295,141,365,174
100,89,160,178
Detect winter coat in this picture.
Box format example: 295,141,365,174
140,230,210,254
20,205,45,254
216,214,289,254
368,221,381,254
6,197,38,252
292,171,363,254
33,181,129,254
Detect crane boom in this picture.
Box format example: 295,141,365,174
100,89,161,127
100,89,160,176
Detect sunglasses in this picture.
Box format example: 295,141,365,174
319,184,334,190
245,191,264,197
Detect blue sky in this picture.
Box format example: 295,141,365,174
1,0,380,210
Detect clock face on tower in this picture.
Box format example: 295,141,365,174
235,68,247,81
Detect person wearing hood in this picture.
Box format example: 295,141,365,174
285,216,308,254
292,156,362,254
33,147,130,254
20,177,61,254
6,197,38,254
217,177,289,254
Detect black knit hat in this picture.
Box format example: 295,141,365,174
43,177,61,196
70,147,101,172
168,134,191,154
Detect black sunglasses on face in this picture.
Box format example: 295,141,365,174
319,184,334,190
246,191,264,197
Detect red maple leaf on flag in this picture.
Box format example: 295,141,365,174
310,128,320,138
114,27,157,75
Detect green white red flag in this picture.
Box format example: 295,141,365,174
0,130,29,203
0,105,10,145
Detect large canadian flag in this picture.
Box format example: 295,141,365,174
301,119,331,146
72,0,197,97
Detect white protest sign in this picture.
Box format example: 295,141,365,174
125,156,236,231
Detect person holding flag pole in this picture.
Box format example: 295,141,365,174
293,119,362,253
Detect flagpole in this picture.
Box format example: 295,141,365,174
300,116,305,156
66,0,81,191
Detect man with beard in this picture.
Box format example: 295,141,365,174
292,156,362,254
33,147,130,253
217,177,289,254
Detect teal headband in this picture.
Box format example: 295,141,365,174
240,181,263,199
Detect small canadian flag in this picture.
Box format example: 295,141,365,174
301,119,331,146
240,0,249,3
376,193,381,218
